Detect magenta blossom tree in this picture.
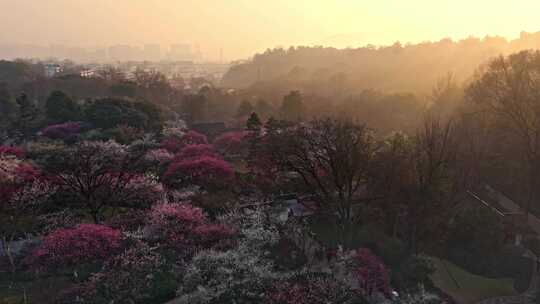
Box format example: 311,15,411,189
163,155,234,188
31,224,122,269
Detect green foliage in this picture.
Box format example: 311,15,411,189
45,91,80,123
83,98,162,131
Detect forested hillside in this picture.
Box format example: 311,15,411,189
222,32,540,94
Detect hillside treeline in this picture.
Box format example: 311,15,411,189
222,31,540,95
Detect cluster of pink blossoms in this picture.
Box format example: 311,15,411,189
147,202,235,251
31,224,123,267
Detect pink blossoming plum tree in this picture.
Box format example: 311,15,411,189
164,155,234,189
31,224,122,268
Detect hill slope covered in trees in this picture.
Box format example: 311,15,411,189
222,31,540,94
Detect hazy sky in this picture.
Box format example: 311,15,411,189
1,0,540,60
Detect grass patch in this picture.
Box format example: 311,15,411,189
430,257,517,304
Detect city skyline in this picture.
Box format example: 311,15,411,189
0,43,210,63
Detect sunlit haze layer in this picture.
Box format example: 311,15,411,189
1,0,540,61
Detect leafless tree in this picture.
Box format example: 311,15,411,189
265,118,376,230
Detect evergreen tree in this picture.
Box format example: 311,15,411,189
246,112,262,131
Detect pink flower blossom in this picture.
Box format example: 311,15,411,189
163,155,234,187
31,224,122,268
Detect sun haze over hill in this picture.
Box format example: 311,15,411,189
1,0,540,61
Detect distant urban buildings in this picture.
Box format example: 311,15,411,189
44,64,62,78
0,43,209,63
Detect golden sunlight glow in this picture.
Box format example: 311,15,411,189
1,0,539,60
